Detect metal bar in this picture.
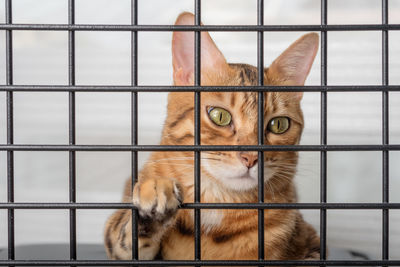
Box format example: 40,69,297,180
1,202,400,210
382,0,389,265
0,23,400,31
5,0,15,264
1,144,399,152
0,260,400,266
194,0,201,264
67,1,77,266
0,85,399,92
320,0,328,264
257,0,265,263
131,0,139,261
0,2,394,267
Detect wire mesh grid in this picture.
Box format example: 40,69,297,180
0,0,399,266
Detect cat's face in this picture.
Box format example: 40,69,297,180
165,12,318,192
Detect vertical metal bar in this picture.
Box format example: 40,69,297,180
320,0,328,265
257,0,265,264
194,0,201,264
131,0,139,261
382,0,389,265
68,1,76,265
6,0,15,265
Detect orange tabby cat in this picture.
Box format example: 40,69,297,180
105,12,320,262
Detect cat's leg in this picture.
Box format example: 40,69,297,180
133,177,183,259
104,177,183,260
302,222,321,261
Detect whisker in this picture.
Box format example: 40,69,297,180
145,157,194,164
203,151,223,156
265,180,276,201
203,158,221,161
145,156,221,166
147,162,195,167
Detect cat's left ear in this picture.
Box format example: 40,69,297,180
267,33,319,99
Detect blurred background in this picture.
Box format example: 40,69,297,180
0,0,399,260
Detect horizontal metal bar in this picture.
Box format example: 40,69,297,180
0,23,400,31
0,202,400,209
0,85,399,92
0,260,399,266
0,144,399,152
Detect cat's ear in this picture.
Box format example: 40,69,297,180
268,33,319,99
172,12,229,85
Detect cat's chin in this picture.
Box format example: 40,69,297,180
224,175,259,192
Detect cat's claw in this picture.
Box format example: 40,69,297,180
133,177,183,222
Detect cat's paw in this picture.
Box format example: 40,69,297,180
132,177,183,222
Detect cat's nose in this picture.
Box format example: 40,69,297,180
239,152,258,168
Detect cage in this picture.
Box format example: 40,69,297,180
0,0,400,266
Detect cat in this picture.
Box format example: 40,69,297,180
104,12,320,263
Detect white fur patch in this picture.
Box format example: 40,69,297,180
200,176,225,200
201,209,223,233
202,158,276,192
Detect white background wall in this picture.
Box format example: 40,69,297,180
0,0,400,260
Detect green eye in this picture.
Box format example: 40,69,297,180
267,117,290,134
208,107,232,126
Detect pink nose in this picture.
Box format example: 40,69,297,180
239,153,258,168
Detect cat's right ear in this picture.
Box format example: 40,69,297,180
172,12,229,86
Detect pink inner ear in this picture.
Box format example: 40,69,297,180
172,21,195,72
172,12,228,85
